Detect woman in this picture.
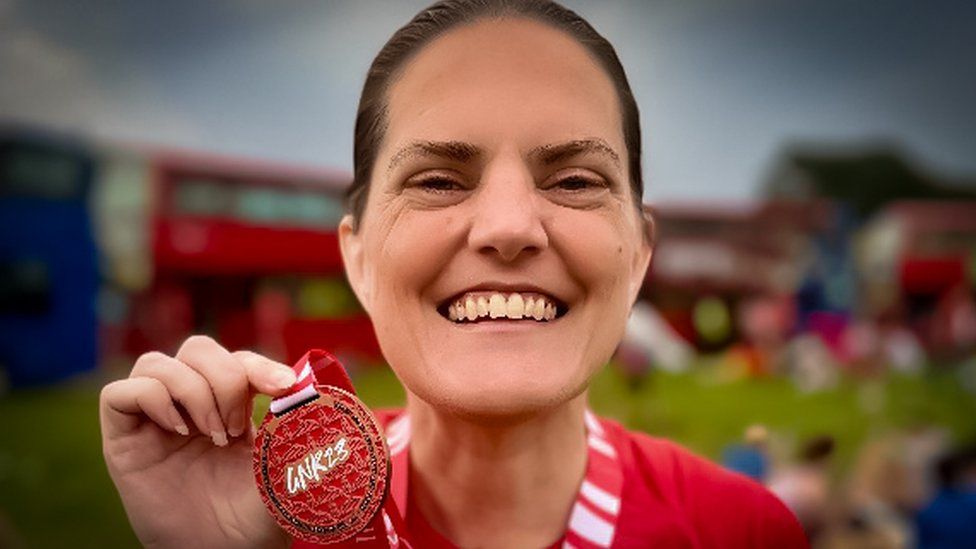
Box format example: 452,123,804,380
100,1,807,547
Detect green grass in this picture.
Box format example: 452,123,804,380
590,365,976,475
1,364,974,547
0,381,137,548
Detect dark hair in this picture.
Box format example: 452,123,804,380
936,444,976,489
799,435,835,463
346,0,643,230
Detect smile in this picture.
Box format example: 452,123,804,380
441,291,563,323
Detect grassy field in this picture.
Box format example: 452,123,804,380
1,363,974,547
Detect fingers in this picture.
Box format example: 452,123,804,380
231,350,297,437
131,350,229,445
176,336,252,439
232,350,298,395
169,336,300,438
104,337,299,447
101,377,189,437
174,337,298,438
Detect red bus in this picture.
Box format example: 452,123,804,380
94,146,381,369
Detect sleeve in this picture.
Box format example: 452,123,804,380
683,451,809,549
750,485,810,548
629,433,809,549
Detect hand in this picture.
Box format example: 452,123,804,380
99,336,297,548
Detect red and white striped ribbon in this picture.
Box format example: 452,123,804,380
385,408,623,548
269,358,320,415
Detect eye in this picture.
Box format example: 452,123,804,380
544,170,609,193
409,174,465,194
400,171,470,208
555,175,603,191
540,169,613,209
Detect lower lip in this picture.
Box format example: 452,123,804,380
441,316,563,331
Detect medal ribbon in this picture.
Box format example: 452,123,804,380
384,409,624,548
268,350,409,549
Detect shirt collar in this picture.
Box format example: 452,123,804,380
383,410,624,548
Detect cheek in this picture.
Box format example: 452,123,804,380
550,209,636,301
364,208,459,312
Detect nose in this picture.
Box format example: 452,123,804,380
467,158,548,263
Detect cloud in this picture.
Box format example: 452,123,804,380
0,14,103,130
0,2,202,146
2,0,972,199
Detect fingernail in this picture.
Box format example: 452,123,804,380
211,430,228,447
170,409,189,436
207,409,227,446
271,368,296,390
228,408,245,438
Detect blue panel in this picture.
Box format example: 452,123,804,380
0,136,99,386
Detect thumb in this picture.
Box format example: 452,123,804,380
232,351,298,397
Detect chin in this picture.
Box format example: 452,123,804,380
397,353,592,423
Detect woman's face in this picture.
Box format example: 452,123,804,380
340,18,651,417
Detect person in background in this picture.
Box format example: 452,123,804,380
916,444,976,549
722,424,771,482
769,435,835,542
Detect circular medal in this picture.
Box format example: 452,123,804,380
253,385,390,544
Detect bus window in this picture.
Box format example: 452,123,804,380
0,260,51,315
0,145,85,200
234,187,343,229
290,190,344,228
234,187,284,224
173,178,232,217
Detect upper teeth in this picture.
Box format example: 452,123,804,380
447,292,558,322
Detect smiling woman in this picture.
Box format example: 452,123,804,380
98,1,807,548
341,13,648,423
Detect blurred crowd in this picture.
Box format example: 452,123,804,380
720,426,976,549
3,126,975,547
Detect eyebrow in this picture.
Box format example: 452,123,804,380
387,141,482,174
385,137,621,174
529,138,620,168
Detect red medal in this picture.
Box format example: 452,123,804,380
253,350,403,546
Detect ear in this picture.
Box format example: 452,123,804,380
627,205,655,305
338,214,372,314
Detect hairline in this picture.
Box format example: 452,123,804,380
352,14,634,229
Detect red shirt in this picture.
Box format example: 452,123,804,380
370,410,808,549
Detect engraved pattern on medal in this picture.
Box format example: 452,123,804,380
257,388,388,542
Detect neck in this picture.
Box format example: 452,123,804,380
405,395,588,549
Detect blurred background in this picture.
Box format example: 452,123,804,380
2,0,975,547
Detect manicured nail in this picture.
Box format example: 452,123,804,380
170,409,189,436
211,430,228,447
207,409,227,446
228,408,245,437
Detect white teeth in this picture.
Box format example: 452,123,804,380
507,293,524,319
532,299,545,320
444,291,561,323
489,294,506,318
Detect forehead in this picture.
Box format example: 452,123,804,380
384,17,623,149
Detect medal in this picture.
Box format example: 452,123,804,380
253,350,401,546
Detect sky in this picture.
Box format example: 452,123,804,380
1,0,974,201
